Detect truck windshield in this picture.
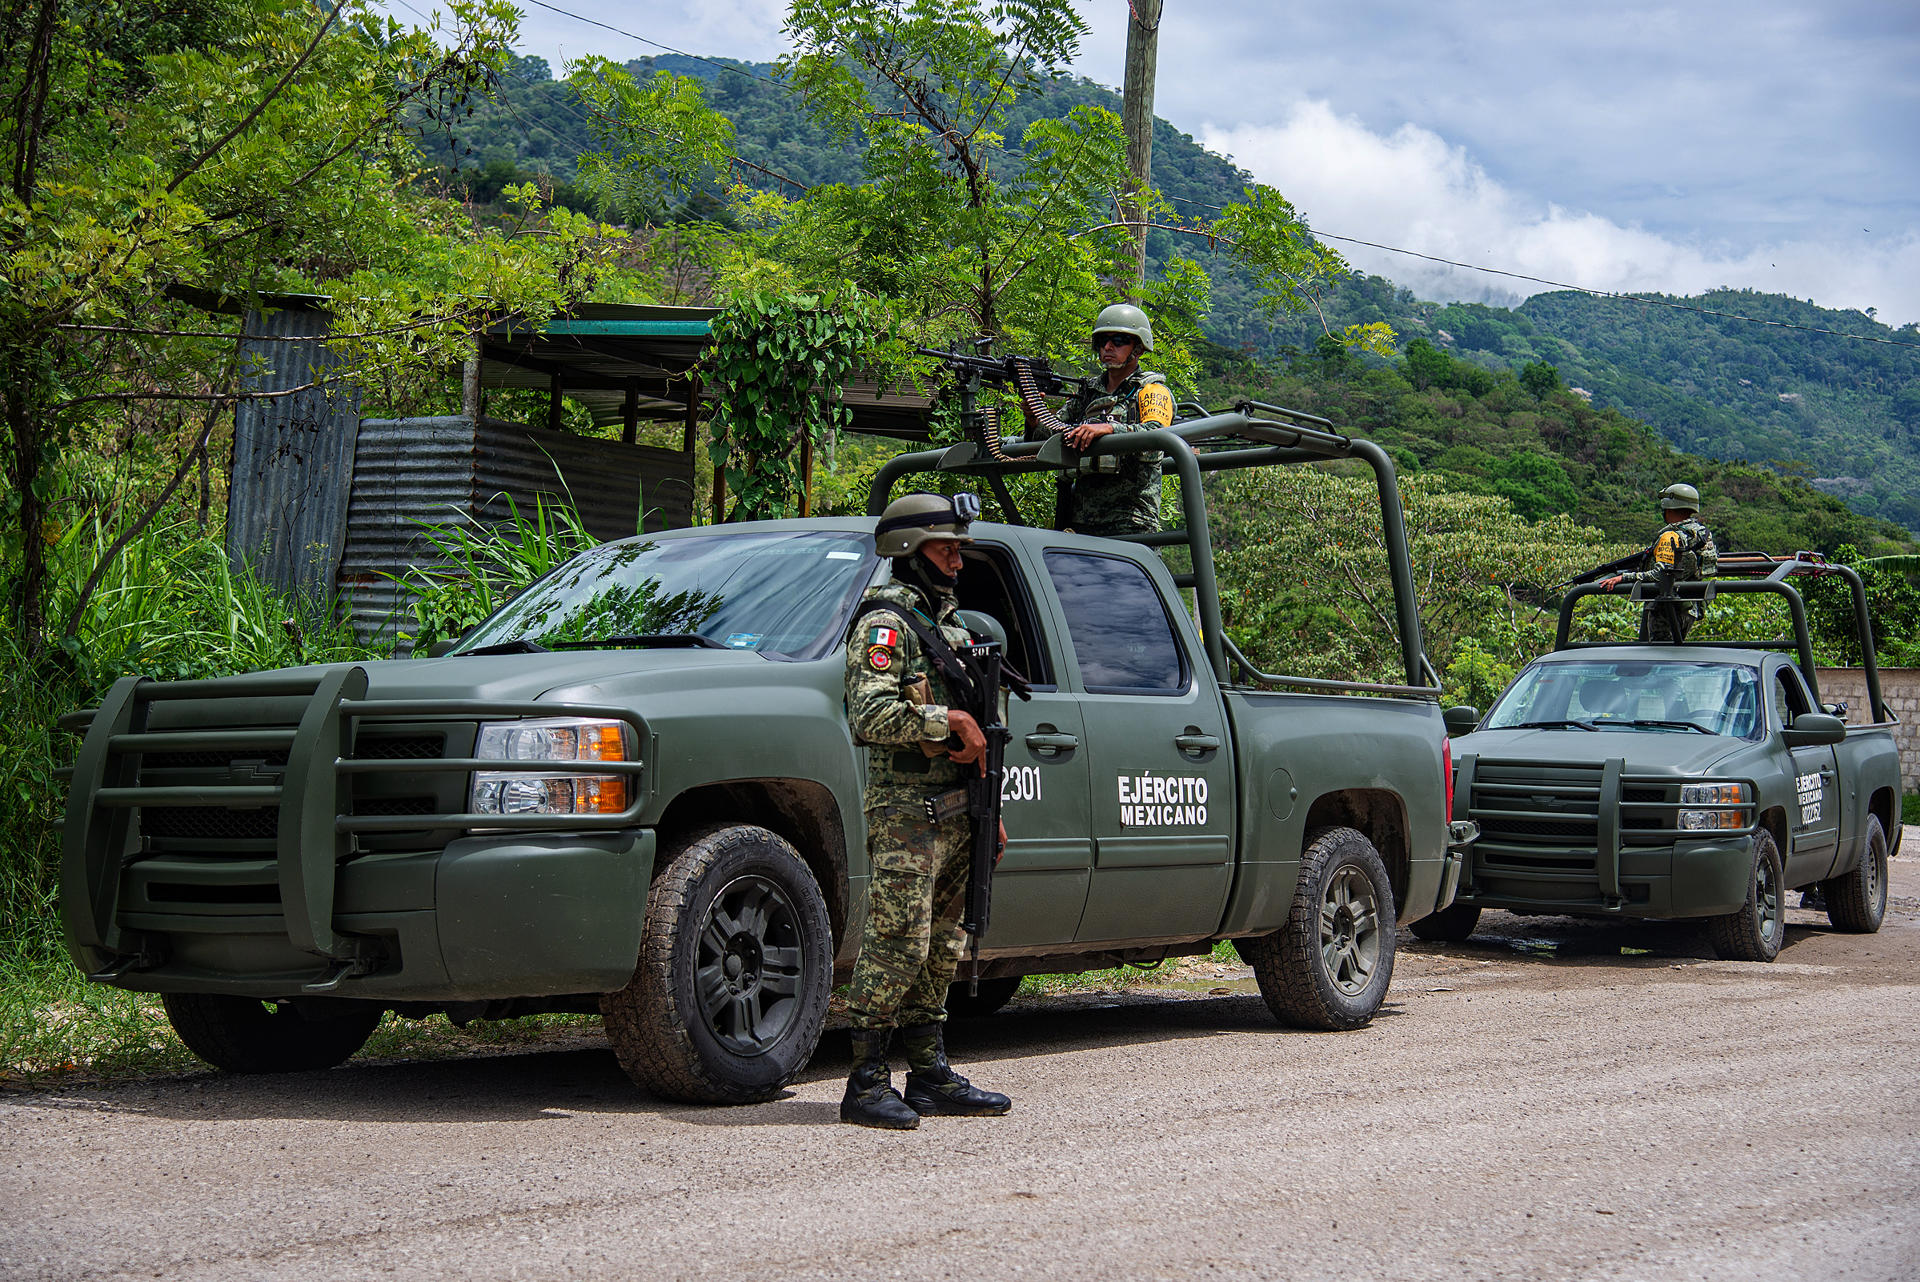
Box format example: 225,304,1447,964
455,531,878,661
1483,659,1764,740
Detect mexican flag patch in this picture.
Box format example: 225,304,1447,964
867,625,902,649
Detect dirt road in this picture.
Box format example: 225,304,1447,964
6,844,1917,1282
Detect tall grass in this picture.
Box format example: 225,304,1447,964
395,494,597,650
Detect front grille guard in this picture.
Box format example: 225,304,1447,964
63,667,650,980
1456,753,1757,903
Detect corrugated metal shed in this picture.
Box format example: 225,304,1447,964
225,305,360,603
338,416,693,640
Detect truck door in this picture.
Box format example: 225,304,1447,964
957,544,1092,948
1039,548,1234,944
1772,665,1839,882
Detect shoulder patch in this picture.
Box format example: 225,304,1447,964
867,624,902,649
1654,529,1681,567
865,644,893,671
1137,381,1175,426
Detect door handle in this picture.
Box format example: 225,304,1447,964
1174,731,1222,753
1025,731,1080,754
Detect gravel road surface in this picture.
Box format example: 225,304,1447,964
6,841,1917,1282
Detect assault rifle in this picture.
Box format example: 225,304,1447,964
921,638,1030,994
1559,543,1655,591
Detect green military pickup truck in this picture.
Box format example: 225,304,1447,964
1424,553,1901,960
61,400,1473,1102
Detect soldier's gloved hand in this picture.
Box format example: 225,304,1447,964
1064,421,1114,450
945,709,987,766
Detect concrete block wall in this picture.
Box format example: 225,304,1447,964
1818,667,1918,793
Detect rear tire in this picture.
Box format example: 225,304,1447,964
160,994,381,1073
600,824,832,1104
945,975,1021,1019
1409,901,1481,943
1242,826,1396,1030
1708,829,1786,962
1822,817,1889,934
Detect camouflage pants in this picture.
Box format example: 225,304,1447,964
846,789,971,1031
1639,603,1697,643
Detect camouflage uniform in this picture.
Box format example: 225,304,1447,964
1055,368,1176,536
844,580,974,1031
1622,516,1719,642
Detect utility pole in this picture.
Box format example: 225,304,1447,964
1120,0,1164,301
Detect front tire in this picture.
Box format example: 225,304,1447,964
1409,901,1481,943
600,824,832,1104
1708,829,1786,961
1242,826,1396,1030
1822,817,1890,934
160,994,382,1073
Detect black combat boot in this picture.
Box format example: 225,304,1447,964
900,1022,1011,1117
840,1029,920,1130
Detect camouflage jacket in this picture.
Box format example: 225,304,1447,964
1625,517,1719,615
1058,368,1175,535
844,581,971,791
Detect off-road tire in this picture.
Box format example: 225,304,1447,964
160,994,382,1073
1408,901,1482,943
945,975,1021,1019
1242,826,1396,1031
1708,829,1786,962
600,824,832,1104
1822,817,1890,934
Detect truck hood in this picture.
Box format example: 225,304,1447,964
1456,727,1750,776
349,649,774,704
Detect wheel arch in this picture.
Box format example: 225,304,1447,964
656,780,851,949
1301,788,1409,914
1758,804,1789,860
1866,785,1896,846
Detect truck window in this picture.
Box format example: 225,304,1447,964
957,544,1055,686
1043,551,1188,695
1771,667,1811,730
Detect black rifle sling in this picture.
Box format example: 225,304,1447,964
851,599,985,715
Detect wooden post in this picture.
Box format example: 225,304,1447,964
799,427,813,517
681,373,700,455
1121,0,1165,300
547,373,564,432
461,349,483,423
621,379,639,445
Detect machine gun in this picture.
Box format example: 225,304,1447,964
917,341,1080,526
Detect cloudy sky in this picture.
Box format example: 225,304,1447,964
498,0,1920,325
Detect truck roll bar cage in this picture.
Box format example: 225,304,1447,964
1555,552,1890,726
869,402,1437,697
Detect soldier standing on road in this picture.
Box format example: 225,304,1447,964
840,491,1012,1130
1025,303,1176,536
1600,483,1720,642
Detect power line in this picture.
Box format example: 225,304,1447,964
516,0,789,90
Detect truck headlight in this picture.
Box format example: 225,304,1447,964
1678,781,1749,831
471,718,632,816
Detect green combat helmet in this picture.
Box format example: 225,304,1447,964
1091,302,1154,353
1659,482,1701,515
874,491,980,556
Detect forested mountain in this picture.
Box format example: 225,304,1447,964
448,51,1920,537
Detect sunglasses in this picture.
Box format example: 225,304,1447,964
1094,334,1136,350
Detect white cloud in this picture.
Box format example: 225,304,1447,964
1202,102,1920,328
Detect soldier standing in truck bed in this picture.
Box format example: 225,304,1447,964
1601,482,1720,642
840,491,1012,1130
1025,303,1176,536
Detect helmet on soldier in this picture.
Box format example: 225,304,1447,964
1659,482,1701,514
873,491,979,557
1091,302,1154,353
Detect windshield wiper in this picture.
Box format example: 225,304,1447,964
547,634,732,651
1507,719,1598,731
1618,718,1715,734
462,639,550,655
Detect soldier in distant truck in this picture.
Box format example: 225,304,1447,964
1601,482,1719,642
1024,303,1176,536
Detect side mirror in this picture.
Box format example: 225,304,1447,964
1783,712,1845,747
1443,705,1481,736
955,609,1008,651
423,639,459,658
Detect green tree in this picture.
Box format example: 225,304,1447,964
0,0,621,653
